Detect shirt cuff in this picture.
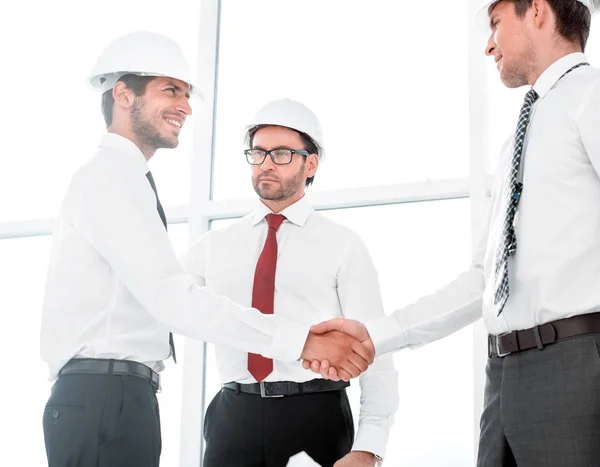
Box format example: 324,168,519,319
352,423,390,461
365,315,406,356
268,317,310,362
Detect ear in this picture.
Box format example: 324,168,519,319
112,81,135,110
530,0,551,30
305,153,319,178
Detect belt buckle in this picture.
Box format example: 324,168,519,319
495,333,511,358
259,381,284,398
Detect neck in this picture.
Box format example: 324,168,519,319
107,127,156,161
527,41,582,86
261,191,305,214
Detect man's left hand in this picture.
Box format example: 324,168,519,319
333,450,377,467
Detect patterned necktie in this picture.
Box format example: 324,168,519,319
146,171,177,363
492,62,589,316
248,213,286,382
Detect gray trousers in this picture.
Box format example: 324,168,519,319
477,333,600,466
43,373,161,467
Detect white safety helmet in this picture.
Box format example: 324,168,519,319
87,31,202,98
244,98,325,159
475,0,599,34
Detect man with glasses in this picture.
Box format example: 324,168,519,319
181,98,398,467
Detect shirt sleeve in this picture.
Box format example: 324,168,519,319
366,213,490,356
180,232,209,287
336,234,399,460
70,163,308,362
576,75,600,176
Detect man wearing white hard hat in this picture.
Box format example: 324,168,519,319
306,1,600,465
181,98,398,467
40,33,374,467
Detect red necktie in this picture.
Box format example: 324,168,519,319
248,213,285,382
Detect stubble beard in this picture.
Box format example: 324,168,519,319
253,163,305,201
130,97,178,151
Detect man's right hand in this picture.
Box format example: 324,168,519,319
300,330,374,381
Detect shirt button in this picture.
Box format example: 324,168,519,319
53,410,59,419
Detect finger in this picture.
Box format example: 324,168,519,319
339,359,362,379
363,337,375,364
347,352,369,374
337,368,353,382
327,366,341,382
310,317,345,334
310,360,321,373
350,340,375,365
319,359,331,379
302,359,311,369
367,348,375,365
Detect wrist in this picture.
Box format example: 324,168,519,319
300,332,315,360
352,450,377,463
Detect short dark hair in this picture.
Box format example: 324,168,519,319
100,74,157,127
246,125,319,187
492,0,591,50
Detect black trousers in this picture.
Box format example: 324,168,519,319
43,372,161,467
477,334,600,466
203,387,354,467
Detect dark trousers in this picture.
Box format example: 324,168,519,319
43,373,161,467
203,387,354,467
477,333,600,466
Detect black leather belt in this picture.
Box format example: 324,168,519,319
223,379,349,398
488,312,600,357
59,358,161,392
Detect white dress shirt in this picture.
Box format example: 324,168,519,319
368,53,600,354
181,195,399,459
40,133,309,381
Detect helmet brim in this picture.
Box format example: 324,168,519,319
87,71,204,99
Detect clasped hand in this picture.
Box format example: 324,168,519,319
300,318,373,381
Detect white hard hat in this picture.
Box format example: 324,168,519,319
87,31,202,98
475,0,599,34
244,98,325,159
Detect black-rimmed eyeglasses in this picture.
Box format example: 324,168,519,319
244,148,310,165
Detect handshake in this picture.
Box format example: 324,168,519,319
299,318,372,381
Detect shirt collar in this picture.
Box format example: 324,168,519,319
98,132,149,174
250,195,314,227
533,52,588,98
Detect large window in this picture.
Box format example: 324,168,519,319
204,198,473,465
212,0,470,200
0,0,201,223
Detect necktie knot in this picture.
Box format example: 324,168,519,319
266,213,285,231
525,88,539,105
